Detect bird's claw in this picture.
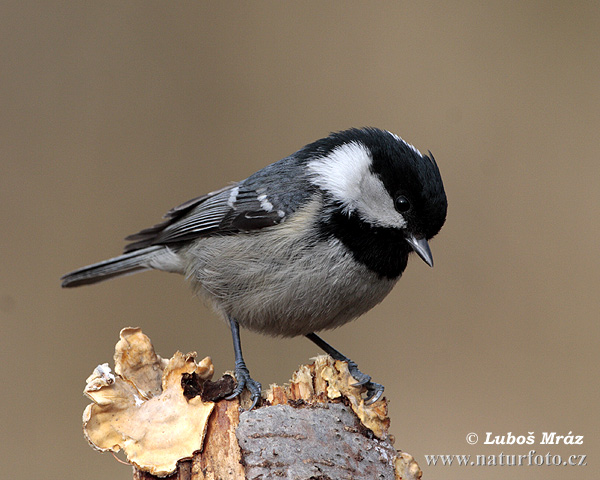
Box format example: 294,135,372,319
363,381,384,404
225,365,262,410
347,360,384,404
348,361,372,386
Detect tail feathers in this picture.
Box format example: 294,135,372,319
61,246,163,288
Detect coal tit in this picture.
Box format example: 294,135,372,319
62,127,447,408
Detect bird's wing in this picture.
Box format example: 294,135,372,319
123,181,308,253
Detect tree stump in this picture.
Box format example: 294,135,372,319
83,328,422,480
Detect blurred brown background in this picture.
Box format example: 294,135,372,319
1,2,599,479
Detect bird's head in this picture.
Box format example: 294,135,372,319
306,127,447,267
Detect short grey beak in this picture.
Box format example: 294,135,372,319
405,235,434,267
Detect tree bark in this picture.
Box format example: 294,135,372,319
132,397,421,480
130,366,422,480
81,328,421,480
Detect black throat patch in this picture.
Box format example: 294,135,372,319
319,207,411,280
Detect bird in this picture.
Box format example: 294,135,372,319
61,127,447,409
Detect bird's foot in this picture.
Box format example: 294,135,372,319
347,360,384,404
225,363,262,410
304,333,384,404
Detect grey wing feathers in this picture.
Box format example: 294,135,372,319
123,182,293,253
124,186,235,252
62,155,316,288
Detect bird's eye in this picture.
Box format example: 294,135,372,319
394,195,411,213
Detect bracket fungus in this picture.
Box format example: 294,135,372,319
82,328,422,479
83,327,215,477
266,354,390,439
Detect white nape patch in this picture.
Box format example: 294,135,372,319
386,130,422,157
307,141,407,229
227,186,239,207
257,193,274,212
307,142,372,213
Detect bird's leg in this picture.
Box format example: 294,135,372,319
225,317,261,410
305,332,384,404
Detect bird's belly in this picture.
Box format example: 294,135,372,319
181,234,397,337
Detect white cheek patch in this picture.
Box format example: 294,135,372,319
307,142,407,229
356,172,407,229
